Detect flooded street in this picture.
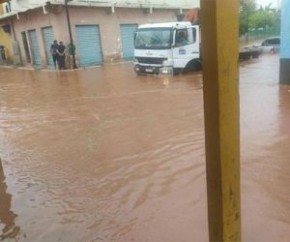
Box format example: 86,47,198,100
0,55,289,241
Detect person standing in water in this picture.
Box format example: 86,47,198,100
50,40,59,69
57,41,66,70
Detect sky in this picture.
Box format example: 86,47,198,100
256,0,281,8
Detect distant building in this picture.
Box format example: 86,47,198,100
0,0,199,68
0,1,13,63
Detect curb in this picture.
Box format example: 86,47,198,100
0,61,134,72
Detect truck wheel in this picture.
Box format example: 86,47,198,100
195,61,202,71
134,69,142,76
184,60,202,73
252,52,259,59
173,68,181,75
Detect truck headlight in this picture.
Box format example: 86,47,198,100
162,59,173,66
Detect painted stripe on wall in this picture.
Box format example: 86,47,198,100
280,0,290,59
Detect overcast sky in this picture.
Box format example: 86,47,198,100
256,0,281,8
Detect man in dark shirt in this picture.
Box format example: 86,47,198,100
57,41,66,70
50,40,59,69
176,30,189,47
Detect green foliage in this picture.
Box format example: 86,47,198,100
239,1,280,36
249,6,280,29
240,0,257,35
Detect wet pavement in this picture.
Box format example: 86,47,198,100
0,55,289,241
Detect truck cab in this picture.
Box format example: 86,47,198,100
134,22,201,75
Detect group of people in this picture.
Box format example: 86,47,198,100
50,40,66,70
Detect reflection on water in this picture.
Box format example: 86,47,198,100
0,64,207,241
240,56,290,242
0,160,20,240
0,56,289,241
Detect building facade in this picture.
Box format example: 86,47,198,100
0,2,13,63
0,0,199,68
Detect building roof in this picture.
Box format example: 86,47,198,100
137,21,192,29
51,0,198,9
0,0,199,20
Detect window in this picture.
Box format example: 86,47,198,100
134,28,172,49
4,2,11,13
262,38,280,46
175,28,196,47
268,38,280,45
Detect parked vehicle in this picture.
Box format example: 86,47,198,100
134,21,201,75
133,8,260,75
239,45,261,60
260,37,280,54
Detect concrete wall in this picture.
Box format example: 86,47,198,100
0,19,13,62
12,6,181,67
114,0,199,7
68,7,178,62
4,0,198,16
13,8,61,66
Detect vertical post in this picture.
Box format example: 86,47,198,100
0,159,19,239
65,0,77,69
200,0,241,241
9,17,22,66
279,0,290,84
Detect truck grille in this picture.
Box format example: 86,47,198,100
136,57,167,65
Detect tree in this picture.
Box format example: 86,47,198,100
248,4,281,31
239,0,257,35
249,9,273,29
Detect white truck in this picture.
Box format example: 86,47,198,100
133,21,261,75
134,21,201,75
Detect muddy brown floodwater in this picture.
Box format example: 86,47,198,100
0,55,289,242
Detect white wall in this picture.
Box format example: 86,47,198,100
8,0,47,12
112,0,199,8
4,0,199,15
12,0,199,11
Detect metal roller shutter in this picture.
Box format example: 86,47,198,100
42,27,55,67
75,25,103,66
28,29,41,66
120,24,138,60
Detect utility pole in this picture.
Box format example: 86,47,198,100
200,0,241,241
65,0,77,69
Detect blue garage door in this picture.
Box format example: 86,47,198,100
120,24,138,60
42,26,55,67
28,29,41,66
75,25,103,66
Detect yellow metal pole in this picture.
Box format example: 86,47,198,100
200,0,241,241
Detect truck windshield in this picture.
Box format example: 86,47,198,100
134,28,172,49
